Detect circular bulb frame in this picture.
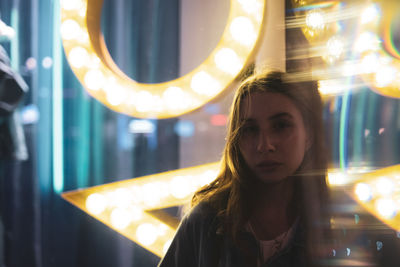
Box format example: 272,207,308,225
61,0,266,118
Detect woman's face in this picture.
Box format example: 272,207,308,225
238,92,310,184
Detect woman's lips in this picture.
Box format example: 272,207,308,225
255,161,283,171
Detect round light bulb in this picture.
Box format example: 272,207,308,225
376,177,394,196
135,91,154,113
230,16,256,46
68,46,89,68
376,198,397,218
326,37,344,59
191,71,221,96
110,207,132,230
355,183,372,202
306,10,325,30
86,193,107,215
361,4,380,24
163,87,188,111
61,19,81,40
136,223,158,246
84,69,104,91
170,176,193,199
214,48,243,75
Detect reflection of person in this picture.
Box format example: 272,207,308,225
158,71,330,267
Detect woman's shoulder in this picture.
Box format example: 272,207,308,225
182,201,219,227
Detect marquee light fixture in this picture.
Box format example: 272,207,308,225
60,0,266,119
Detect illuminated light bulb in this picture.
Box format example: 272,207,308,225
163,239,173,254
110,207,133,229
84,69,104,91
136,223,158,246
361,4,380,24
305,10,325,30
61,19,81,40
376,198,397,218
355,183,372,202
170,176,193,199
375,65,397,87
326,37,344,59
135,91,154,113
142,183,163,207
215,48,243,75
78,2,87,17
354,32,380,53
360,53,380,74
191,71,221,96
237,0,262,15
199,170,217,187
318,80,345,95
68,46,89,68
112,188,133,208
60,0,82,10
163,87,188,111
327,172,347,186
230,17,256,46
86,193,107,215
130,205,143,221
157,224,168,236
376,177,394,196
105,82,126,106
130,186,143,204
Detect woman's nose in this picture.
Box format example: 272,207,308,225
257,132,276,153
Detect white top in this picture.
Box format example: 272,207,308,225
246,221,296,265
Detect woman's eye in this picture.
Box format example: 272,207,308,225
242,125,258,134
273,121,292,130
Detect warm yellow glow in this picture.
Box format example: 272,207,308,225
349,165,400,231
62,162,220,257
376,177,394,196
86,193,107,215
318,79,346,95
355,183,372,202
360,52,380,74
110,207,133,229
84,69,104,91
326,36,344,60
136,223,158,246
354,32,380,53
230,16,256,46
375,65,397,87
60,0,84,11
376,198,397,218
65,163,400,257
190,71,222,96
360,4,380,25
306,10,325,30
61,0,266,118
68,46,89,68
61,20,81,40
237,0,262,16
214,48,243,75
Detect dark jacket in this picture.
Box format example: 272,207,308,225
158,202,307,267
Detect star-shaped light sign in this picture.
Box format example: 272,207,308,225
63,163,400,258
62,162,220,257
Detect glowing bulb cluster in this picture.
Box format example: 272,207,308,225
61,0,265,118
354,172,400,220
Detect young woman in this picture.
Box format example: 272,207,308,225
159,71,330,267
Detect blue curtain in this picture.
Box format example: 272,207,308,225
0,0,179,266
